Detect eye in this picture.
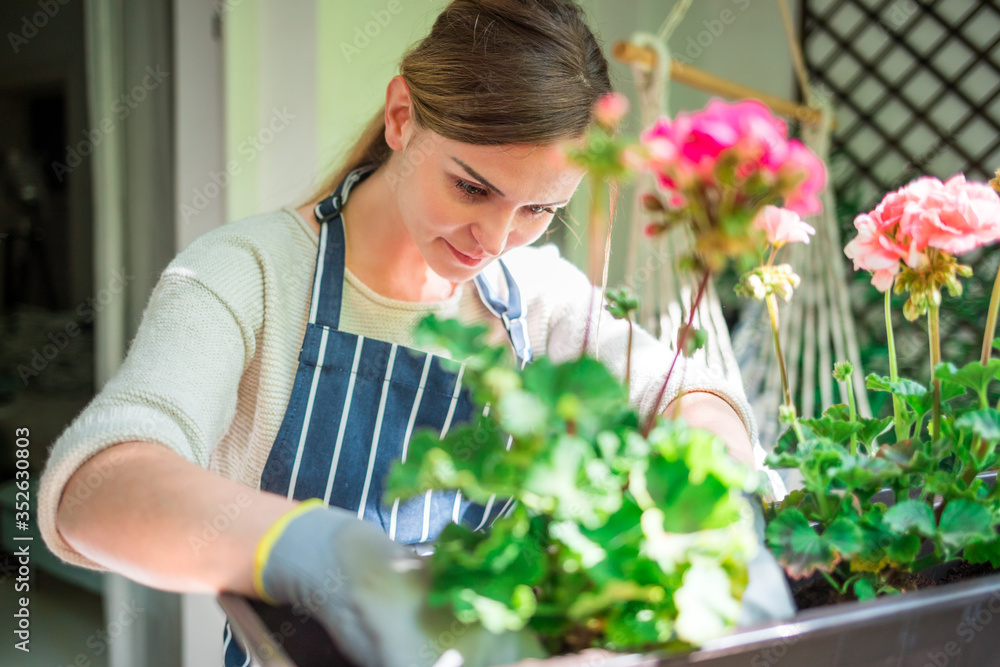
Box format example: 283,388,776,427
526,205,557,217
455,179,489,200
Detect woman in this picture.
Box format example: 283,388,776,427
38,1,781,666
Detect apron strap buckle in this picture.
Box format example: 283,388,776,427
314,195,341,222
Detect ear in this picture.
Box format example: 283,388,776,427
384,76,414,151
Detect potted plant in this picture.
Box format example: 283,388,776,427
218,93,1000,666
655,173,1000,666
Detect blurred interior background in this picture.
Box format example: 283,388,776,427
0,0,996,665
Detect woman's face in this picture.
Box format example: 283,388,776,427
382,79,586,282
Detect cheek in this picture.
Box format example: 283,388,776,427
509,217,553,248
405,177,463,233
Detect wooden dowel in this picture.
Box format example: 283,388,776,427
611,40,828,127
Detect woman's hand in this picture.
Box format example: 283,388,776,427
663,391,756,468
255,500,547,667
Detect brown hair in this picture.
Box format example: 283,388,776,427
302,0,612,204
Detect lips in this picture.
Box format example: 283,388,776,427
445,240,487,267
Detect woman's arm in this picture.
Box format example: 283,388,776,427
38,227,281,571
57,441,297,596
664,391,756,468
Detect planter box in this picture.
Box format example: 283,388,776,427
218,474,1000,666
220,571,1000,667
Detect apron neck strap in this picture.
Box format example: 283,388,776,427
474,264,533,367
308,166,376,330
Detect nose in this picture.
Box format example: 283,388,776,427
471,213,516,258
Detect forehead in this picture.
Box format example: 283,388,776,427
429,132,585,201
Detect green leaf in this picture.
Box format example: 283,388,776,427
853,577,876,601
965,537,1000,568
644,457,738,532
883,500,936,537
886,534,921,563
865,375,930,423
521,433,622,527
866,374,893,392
674,561,743,645
800,405,863,444
856,416,895,448
937,500,996,551
830,453,903,490
520,356,631,440
935,360,1000,398
414,316,497,369
773,423,808,455
956,409,1000,443
766,509,861,578
825,517,866,554
498,390,549,438
892,380,928,397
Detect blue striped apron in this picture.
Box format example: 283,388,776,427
223,166,532,666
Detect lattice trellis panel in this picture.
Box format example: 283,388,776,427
803,0,1000,209
801,0,1000,408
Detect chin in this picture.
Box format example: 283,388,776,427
432,259,485,283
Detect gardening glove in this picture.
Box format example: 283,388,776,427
254,498,547,667
737,495,796,625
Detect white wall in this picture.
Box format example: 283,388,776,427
175,0,227,251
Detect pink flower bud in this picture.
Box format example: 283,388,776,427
594,92,630,129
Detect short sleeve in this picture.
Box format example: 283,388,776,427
37,241,265,571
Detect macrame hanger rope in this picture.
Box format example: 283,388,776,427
657,0,695,43
778,0,814,106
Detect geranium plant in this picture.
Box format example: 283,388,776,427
385,316,760,654
761,173,1000,600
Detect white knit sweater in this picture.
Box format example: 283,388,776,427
38,206,762,571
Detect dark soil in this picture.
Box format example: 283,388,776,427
791,561,999,611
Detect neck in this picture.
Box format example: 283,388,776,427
340,167,457,302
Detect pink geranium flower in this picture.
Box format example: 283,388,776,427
845,173,1000,291
844,213,908,291
637,98,826,220
780,141,827,216
753,205,816,247
899,175,1000,255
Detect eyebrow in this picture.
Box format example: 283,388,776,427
451,157,506,197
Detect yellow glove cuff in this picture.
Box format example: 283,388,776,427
253,498,327,604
